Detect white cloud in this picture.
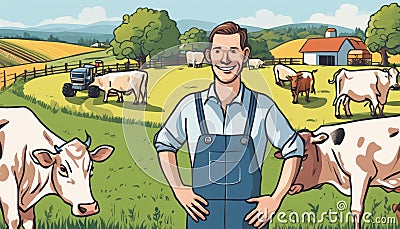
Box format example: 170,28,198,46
234,9,293,29
36,6,120,26
0,19,26,28
305,4,370,29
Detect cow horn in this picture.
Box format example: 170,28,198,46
84,131,92,148
54,145,62,153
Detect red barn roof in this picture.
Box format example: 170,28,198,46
299,37,370,53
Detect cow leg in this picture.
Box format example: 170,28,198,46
343,97,352,117
350,173,370,229
335,95,345,119
132,90,139,105
0,181,20,228
103,90,109,103
120,92,124,103
369,99,379,117
20,207,35,229
305,90,310,102
378,103,384,117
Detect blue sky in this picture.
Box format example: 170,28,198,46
0,0,396,29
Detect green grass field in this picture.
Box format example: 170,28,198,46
0,63,399,228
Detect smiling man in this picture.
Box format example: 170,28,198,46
154,21,304,229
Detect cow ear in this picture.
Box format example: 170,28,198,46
204,49,211,63
90,145,114,162
310,133,329,144
32,149,57,168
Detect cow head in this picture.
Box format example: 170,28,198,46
90,77,103,89
274,130,328,194
389,67,399,88
32,132,114,217
286,73,303,91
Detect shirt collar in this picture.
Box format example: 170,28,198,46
204,82,246,106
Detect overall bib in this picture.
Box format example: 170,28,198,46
188,92,267,229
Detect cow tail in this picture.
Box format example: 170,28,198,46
328,68,343,84
312,69,318,74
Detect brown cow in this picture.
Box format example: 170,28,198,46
286,70,317,104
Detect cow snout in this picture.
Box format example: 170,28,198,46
77,202,99,216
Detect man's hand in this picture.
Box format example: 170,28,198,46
173,186,209,222
245,195,281,228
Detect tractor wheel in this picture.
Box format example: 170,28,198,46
62,83,75,97
88,85,100,98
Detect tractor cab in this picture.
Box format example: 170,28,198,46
62,64,100,98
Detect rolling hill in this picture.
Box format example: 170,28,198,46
0,39,102,67
271,38,400,64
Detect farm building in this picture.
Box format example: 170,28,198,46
299,28,371,66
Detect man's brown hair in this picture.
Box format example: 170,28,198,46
209,21,250,50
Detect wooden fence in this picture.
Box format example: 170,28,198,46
1,61,140,90
263,58,303,66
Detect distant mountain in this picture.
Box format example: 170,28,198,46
176,19,264,33
271,23,354,34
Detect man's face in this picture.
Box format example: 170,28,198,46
206,33,250,84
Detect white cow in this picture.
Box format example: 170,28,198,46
186,51,205,68
0,107,114,229
273,64,297,86
328,67,399,118
91,70,148,104
248,58,264,69
275,116,400,229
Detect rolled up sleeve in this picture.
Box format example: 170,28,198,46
265,104,304,159
153,97,189,153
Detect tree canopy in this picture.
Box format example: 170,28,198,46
110,8,180,66
365,3,400,65
248,38,273,60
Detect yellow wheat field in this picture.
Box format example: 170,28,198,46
2,39,102,60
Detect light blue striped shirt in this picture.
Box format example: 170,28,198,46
154,83,304,168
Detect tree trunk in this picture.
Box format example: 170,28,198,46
380,48,389,66
139,55,146,68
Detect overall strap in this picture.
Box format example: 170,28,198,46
244,92,257,136
195,92,209,135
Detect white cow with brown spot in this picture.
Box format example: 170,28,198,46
0,107,114,229
328,67,399,118
275,116,400,229
91,70,148,104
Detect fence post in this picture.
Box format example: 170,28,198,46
79,60,82,68
33,67,36,78
116,63,119,71
45,64,48,75
24,70,27,82
3,70,5,90
51,66,54,74
65,63,68,72
14,73,16,82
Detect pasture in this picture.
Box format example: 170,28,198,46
0,63,399,228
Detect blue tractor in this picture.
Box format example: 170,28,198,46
62,64,101,98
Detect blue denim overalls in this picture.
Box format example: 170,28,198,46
188,91,267,229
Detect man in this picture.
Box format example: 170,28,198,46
154,21,304,229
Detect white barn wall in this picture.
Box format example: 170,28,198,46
303,53,317,65
337,40,354,65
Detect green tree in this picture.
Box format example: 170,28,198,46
110,8,180,67
179,27,208,51
248,38,273,60
365,3,400,65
